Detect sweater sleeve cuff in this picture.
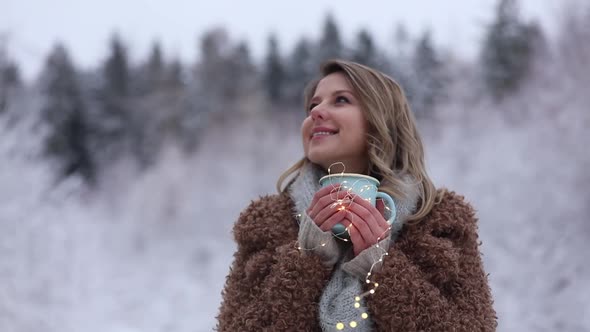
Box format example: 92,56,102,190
341,237,391,280
297,213,342,267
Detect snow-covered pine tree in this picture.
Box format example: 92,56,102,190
285,37,315,106
87,34,133,167
0,44,22,114
411,30,446,118
480,0,537,100
318,14,344,62
352,29,379,69
263,34,286,105
39,43,94,182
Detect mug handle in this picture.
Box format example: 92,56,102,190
376,192,397,225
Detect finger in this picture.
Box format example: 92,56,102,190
309,185,344,213
346,209,377,245
352,196,391,232
348,202,390,243
376,199,385,216
346,201,383,240
340,218,352,229
309,190,349,220
318,209,347,232
313,193,351,225
349,194,380,215
306,185,341,214
375,199,393,231
317,192,350,220
347,222,367,256
378,227,391,241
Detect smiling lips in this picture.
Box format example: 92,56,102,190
311,127,338,139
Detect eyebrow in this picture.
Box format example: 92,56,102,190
310,89,355,103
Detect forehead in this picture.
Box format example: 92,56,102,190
314,72,353,96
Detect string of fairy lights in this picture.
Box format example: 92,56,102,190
296,163,393,330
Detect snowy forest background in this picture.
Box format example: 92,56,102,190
1,0,589,331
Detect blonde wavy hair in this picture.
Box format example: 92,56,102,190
277,59,444,222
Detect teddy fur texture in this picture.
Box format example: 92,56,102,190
216,190,497,331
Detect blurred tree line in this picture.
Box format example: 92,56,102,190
0,0,575,185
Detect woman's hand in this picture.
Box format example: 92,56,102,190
307,185,391,256
341,197,391,256
306,185,351,232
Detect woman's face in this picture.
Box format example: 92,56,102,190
301,72,369,173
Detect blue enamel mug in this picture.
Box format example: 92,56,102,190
319,173,397,240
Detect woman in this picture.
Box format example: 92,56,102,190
216,60,497,331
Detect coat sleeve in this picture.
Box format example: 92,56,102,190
216,196,333,331
367,193,497,331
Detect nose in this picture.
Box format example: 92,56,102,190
310,104,328,121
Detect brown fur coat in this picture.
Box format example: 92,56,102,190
216,190,497,331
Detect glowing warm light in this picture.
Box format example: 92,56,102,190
350,321,358,328
355,296,360,301
336,322,345,330
354,302,360,308
361,313,369,319
370,289,375,294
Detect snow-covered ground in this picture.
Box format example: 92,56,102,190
1,75,588,332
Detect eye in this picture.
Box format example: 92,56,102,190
308,103,318,112
335,96,350,104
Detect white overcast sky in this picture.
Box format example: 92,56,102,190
3,0,559,80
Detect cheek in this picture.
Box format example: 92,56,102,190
352,121,369,154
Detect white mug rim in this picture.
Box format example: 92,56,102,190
319,173,380,185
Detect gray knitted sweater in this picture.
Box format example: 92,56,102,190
289,162,420,331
